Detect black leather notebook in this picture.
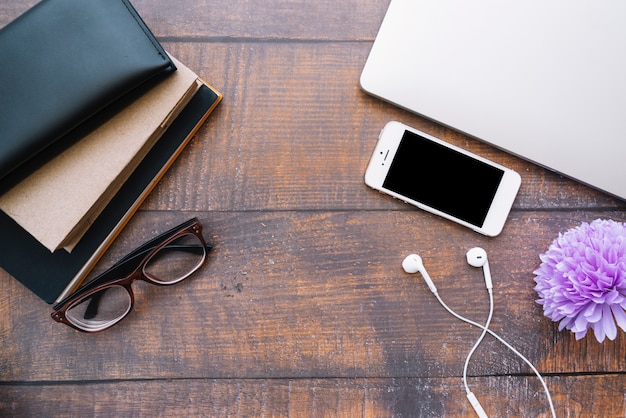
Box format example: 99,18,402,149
0,0,176,188
0,83,222,304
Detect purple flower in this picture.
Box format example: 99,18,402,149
533,219,626,343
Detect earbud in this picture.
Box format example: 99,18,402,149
466,247,492,289
402,253,423,274
402,254,437,293
466,247,487,267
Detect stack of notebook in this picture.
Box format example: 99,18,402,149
0,0,222,304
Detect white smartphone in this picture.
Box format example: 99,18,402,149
365,121,521,237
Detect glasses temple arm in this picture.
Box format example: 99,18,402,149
113,217,204,266
112,242,213,268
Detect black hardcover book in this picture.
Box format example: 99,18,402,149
0,83,222,304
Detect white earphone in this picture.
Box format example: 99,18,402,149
402,248,493,292
466,247,492,290
402,249,555,418
402,254,437,293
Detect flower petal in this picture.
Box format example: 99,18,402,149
611,305,626,332
574,328,588,340
572,315,589,333
602,304,617,341
583,303,602,323
592,321,606,343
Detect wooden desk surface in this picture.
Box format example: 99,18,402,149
2,1,626,416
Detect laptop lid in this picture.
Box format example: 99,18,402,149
361,0,626,200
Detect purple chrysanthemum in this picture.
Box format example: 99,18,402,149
533,219,626,343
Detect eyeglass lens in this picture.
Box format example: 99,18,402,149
144,233,206,284
65,232,206,332
65,285,131,332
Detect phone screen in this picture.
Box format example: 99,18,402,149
383,130,504,227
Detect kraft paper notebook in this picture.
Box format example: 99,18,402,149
0,0,176,189
0,83,222,304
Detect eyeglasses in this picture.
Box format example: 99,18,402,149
51,218,212,333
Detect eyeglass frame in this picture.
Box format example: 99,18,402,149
51,218,213,333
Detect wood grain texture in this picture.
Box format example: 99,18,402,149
2,375,624,417
1,0,626,416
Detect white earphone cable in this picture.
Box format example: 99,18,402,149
431,289,556,418
462,289,493,395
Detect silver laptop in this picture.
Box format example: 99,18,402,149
361,0,626,200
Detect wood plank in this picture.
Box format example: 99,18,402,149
2,210,625,382
1,375,623,417
133,0,390,41
0,0,389,40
